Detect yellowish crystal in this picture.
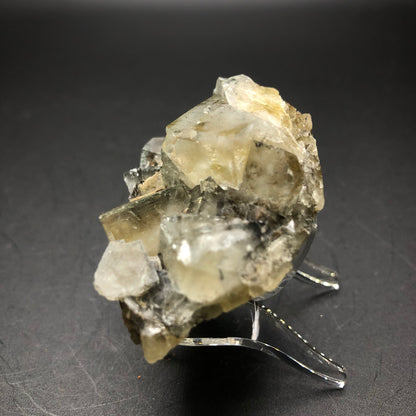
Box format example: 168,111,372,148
94,75,324,363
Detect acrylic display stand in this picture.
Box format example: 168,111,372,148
180,224,347,388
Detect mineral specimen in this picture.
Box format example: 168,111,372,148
94,74,324,363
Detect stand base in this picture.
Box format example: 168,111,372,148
180,260,346,389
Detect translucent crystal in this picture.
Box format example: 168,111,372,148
94,74,325,363
94,240,159,301
162,75,323,211
160,215,257,310
139,136,164,169
123,168,141,195
99,185,190,256
123,137,164,198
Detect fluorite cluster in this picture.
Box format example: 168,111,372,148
94,75,324,363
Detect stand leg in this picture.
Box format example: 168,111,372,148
180,301,346,388
295,258,340,290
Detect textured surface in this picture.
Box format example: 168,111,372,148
0,2,415,415
95,74,324,363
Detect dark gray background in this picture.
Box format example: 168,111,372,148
1,1,415,415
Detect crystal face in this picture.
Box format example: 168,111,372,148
94,75,324,363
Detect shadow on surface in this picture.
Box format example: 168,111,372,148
170,345,343,416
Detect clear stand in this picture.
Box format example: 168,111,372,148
180,251,347,388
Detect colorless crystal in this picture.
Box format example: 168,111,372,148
123,168,141,195
123,137,164,198
139,136,164,169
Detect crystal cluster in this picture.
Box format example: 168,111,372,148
94,75,324,363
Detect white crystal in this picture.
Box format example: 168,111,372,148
94,240,159,301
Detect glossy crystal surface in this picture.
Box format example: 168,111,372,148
94,75,324,363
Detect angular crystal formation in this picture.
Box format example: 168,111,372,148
94,75,324,363
139,136,164,169
99,185,190,256
160,215,257,310
94,240,159,300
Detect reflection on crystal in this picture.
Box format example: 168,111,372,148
140,136,164,169
160,215,257,310
94,74,324,363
